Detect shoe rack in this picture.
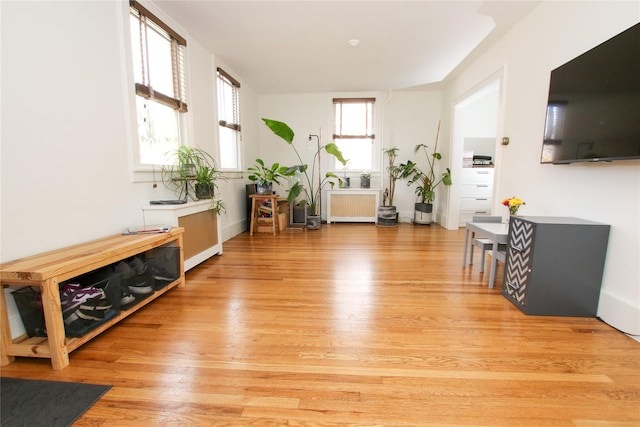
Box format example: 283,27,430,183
0,228,185,370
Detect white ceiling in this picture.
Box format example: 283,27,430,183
153,1,540,94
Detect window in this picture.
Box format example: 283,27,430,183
217,68,241,170
333,98,375,170
130,0,187,166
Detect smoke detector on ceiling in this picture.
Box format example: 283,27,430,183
348,39,360,48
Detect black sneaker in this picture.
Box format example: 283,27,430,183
116,258,152,295
115,261,135,281
121,290,135,306
127,257,147,275
150,265,175,282
75,298,112,321
128,280,153,295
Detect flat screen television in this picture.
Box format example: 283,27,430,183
541,23,640,164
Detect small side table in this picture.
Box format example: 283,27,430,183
249,194,279,235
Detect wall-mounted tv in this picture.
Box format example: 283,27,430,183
541,23,640,164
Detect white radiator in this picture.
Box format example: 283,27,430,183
326,190,379,223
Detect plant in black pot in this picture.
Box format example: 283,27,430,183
247,158,291,194
262,118,348,229
360,171,372,188
195,165,217,199
399,123,452,225
162,146,226,214
379,147,403,227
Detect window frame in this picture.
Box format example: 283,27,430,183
126,0,190,179
217,67,242,171
332,97,376,172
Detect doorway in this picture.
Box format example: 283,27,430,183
445,72,504,229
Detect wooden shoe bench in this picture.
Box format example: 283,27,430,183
0,228,185,370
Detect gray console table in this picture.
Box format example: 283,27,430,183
503,216,610,317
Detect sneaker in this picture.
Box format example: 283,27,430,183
60,283,81,300
150,265,175,282
75,297,112,321
114,261,135,280
61,286,105,314
64,296,110,325
127,257,146,275
128,279,153,295
127,258,153,295
120,289,135,305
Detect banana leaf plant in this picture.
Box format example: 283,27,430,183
262,118,348,216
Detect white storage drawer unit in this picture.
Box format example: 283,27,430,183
460,184,493,198
459,168,495,226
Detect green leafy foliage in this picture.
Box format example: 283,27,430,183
399,123,452,204
247,158,292,186
262,118,348,215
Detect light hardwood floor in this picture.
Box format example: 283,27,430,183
2,224,639,426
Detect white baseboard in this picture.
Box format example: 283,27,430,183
222,218,248,242
597,289,640,336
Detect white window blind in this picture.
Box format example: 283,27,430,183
130,0,187,112
217,68,241,169
333,98,376,170
129,0,188,166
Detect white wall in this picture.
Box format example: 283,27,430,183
382,91,444,222
0,1,254,263
441,2,640,334
1,1,258,337
1,1,135,261
258,90,443,222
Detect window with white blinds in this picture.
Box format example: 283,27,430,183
217,68,241,170
333,98,375,170
129,0,187,165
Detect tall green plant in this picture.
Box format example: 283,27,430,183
399,122,452,203
262,118,348,215
383,147,403,206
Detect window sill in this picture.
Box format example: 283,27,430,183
132,169,158,183
131,168,246,183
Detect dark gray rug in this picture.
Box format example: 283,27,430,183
1,377,111,427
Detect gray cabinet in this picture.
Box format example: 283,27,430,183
503,216,610,317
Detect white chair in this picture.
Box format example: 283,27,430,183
470,215,506,273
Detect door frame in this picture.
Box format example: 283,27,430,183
445,68,506,230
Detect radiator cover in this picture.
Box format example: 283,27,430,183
326,190,379,223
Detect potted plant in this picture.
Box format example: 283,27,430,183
339,161,351,188
399,122,452,224
262,118,348,229
162,146,226,214
378,147,402,226
360,171,371,188
247,158,291,194
195,165,217,199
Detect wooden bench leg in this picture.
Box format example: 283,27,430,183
271,196,278,235
0,287,16,366
41,279,69,370
250,197,257,236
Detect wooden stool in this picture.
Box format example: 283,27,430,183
249,194,279,235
